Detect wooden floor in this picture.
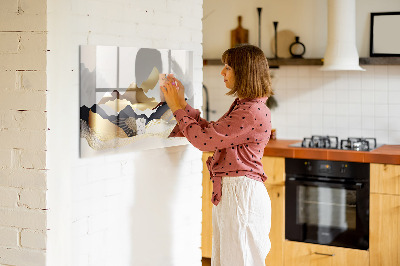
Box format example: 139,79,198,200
202,257,211,266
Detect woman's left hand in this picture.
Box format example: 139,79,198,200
161,78,186,113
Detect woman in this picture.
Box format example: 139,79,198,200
162,44,273,266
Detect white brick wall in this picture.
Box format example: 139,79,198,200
2,0,203,264
0,0,48,265
46,1,203,266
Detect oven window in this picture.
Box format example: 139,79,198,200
297,186,356,230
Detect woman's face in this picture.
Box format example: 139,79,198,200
220,64,235,89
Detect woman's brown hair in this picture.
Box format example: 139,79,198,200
221,44,273,99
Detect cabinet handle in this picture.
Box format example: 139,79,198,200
314,252,335,257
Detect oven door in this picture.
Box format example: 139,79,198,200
285,177,369,250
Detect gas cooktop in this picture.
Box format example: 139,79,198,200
289,135,382,151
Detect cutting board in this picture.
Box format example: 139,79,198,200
231,16,249,48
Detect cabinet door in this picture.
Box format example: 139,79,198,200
284,241,369,266
370,193,400,266
264,184,284,266
202,152,213,258
370,163,400,195
261,156,285,185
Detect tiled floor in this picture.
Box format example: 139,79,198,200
202,257,211,266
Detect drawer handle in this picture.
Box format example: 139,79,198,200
314,252,335,257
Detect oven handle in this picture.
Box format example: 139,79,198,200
314,252,335,257
286,177,364,189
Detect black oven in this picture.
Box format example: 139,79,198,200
285,158,369,250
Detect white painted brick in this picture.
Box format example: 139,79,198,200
193,54,204,69
166,0,192,16
11,148,23,170
0,187,19,208
71,167,88,187
189,3,203,19
20,150,46,170
72,218,88,237
133,1,166,13
0,0,18,13
0,150,11,169
0,129,46,150
0,71,16,90
0,110,47,130
0,247,45,266
0,32,47,71
181,16,202,30
19,0,47,15
16,70,47,91
0,169,47,189
0,13,46,33
19,189,46,209
0,227,19,247
87,164,108,183
0,208,46,230
20,229,46,249
105,178,123,196
0,32,20,54
152,11,180,27
135,24,170,41
191,31,203,44
87,212,109,233
0,90,46,111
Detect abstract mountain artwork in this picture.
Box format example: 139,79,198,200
79,46,194,157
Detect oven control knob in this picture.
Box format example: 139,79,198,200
340,164,347,174
304,162,312,171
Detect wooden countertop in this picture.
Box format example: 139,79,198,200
263,139,400,165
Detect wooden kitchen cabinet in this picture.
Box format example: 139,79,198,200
261,156,285,186
202,152,213,258
264,184,285,266
370,163,400,266
370,193,400,266
370,163,400,195
284,241,369,266
262,156,285,266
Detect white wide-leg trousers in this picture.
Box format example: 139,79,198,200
212,176,271,266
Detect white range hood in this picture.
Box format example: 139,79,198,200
320,0,365,71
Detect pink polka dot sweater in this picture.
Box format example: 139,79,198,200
169,97,272,206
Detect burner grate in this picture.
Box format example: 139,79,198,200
340,137,377,151
301,135,339,149
296,136,378,151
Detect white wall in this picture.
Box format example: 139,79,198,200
46,0,203,266
204,0,400,58
204,0,326,59
203,0,400,145
203,0,400,59
0,0,48,265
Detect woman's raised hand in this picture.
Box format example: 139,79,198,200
161,76,187,113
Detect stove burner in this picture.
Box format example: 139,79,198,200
301,135,339,149
340,137,377,151
295,136,378,151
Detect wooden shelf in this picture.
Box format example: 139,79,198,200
203,58,323,67
359,57,400,65
268,58,322,67
203,57,400,67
